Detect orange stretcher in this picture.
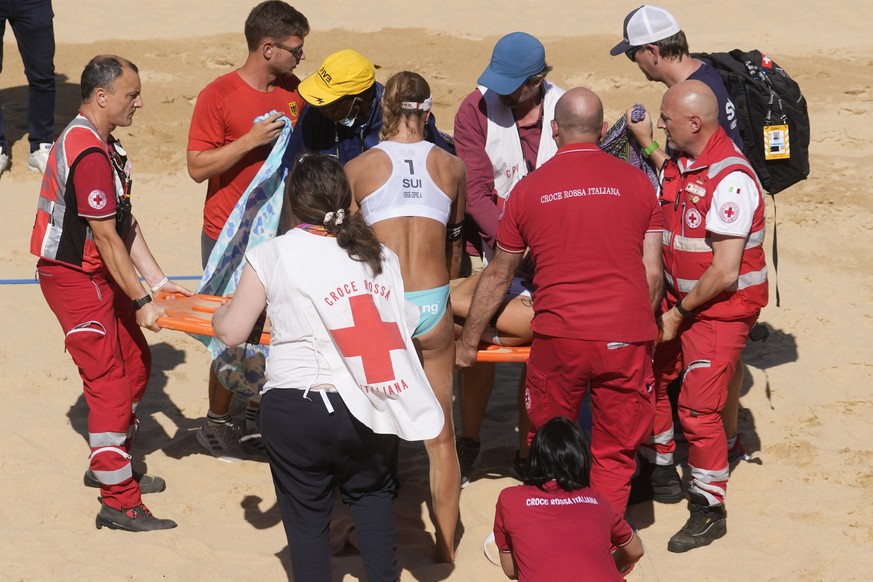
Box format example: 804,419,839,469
154,292,530,363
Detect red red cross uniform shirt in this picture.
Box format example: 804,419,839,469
659,128,768,319
496,143,664,342
494,482,635,582
31,116,129,273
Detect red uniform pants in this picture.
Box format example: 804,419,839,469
525,334,655,513
37,259,151,510
651,316,755,505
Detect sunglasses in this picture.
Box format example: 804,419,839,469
273,41,304,61
625,46,642,62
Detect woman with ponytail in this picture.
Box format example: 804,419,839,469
345,70,466,563
212,154,444,581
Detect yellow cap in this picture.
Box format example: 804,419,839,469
298,49,376,106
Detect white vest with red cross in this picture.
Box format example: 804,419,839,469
479,81,564,202
275,230,444,441
660,128,768,320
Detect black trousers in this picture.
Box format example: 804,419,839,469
0,0,55,150
261,388,399,582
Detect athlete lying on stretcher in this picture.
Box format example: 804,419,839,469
450,254,534,346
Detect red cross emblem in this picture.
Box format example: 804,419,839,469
719,202,739,224
330,294,406,384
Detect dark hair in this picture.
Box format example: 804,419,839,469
529,63,553,82
654,30,690,60
380,71,431,141
525,417,591,492
81,55,138,102
287,154,384,275
245,1,310,51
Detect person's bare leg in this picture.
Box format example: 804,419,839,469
459,363,495,442
208,366,234,416
494,295,534,344
417,311,460,563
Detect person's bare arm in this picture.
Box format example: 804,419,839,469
499,551,518,580
659,234,745,342
446,157,467,279
625,106,668,172
187,112,284,183
455,248,523,367
212,263,267,346
643,230,664,311
613,531,645,574
127,219,192,297
89,217,164,331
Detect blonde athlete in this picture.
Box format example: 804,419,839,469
345,71,466,562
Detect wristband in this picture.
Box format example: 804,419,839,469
446,221,463,242
675,298,693,317
132,294,153,311
642,141,660,157
150,276,169,293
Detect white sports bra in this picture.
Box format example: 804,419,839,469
358,140,452,226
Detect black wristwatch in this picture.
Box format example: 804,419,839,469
675,297,693,317
132,294,153,311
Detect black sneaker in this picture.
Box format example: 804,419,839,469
84,469,166,494
95,503,177,532
667,492,727,553
628,461,683,505
456,437,481,488
509,451,529,481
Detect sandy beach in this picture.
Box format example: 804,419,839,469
1,1,872,580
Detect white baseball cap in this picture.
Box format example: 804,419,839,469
610,5,681,56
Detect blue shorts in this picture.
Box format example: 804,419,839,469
506,276,533,302
405,284,450,338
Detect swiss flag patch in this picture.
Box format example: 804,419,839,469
761,54,773,69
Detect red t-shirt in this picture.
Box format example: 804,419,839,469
188,71,304,239
494,482,634,582
496,144,663,341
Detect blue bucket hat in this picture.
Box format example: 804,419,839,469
477,32,546,96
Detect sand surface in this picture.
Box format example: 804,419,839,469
2,1,872,580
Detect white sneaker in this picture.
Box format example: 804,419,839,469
0,147,9,177
28,142,53,174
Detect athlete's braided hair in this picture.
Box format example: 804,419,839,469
380,71,431,142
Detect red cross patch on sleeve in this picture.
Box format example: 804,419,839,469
719,202,740,223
